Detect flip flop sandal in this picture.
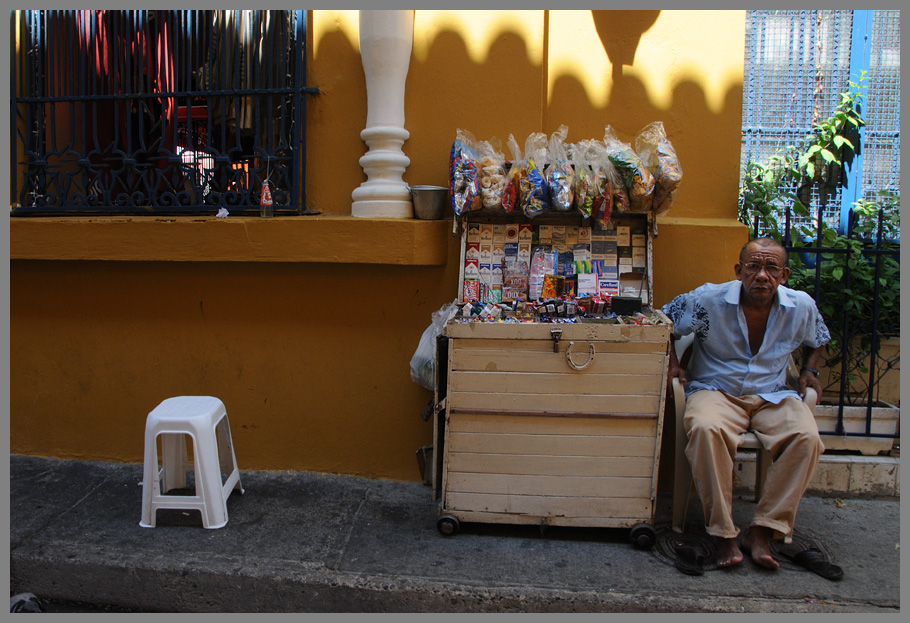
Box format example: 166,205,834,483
790,548,844,581
674,546,705,576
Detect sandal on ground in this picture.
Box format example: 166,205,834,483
787,547,844,581
674,546,705,576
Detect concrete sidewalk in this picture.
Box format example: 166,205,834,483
9,454,901,613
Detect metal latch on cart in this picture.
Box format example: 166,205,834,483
550,328,562,353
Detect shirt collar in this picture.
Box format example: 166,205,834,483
723,280,796,307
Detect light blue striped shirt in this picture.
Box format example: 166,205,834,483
662,280,830,404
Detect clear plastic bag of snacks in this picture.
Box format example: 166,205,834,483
635,121,682,216
547,124,575,212
604,125,655,213
449,129,482,216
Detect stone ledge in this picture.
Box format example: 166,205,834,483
9,215,454,265
733,452,900,497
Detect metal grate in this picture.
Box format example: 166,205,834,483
861,10,901,201
11,10,316,215
741,10,900,231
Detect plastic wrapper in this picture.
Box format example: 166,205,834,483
409,301,459,391
571,140,596,218
546,125,575,211
519,132,550,219
476,136,507,211
585,140,618,228
603,126,655,213
635,121,683,216
449,129,482,216
501,134,522,213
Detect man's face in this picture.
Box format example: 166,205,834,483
735,243,790,304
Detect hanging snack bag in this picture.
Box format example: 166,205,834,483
477,136,507,211
586,140,618,228
501,134,522,213
635,121,683,216
546,124,575,212
603,125,655,213
519,132,550,219
571,139,596,218
449,129,482,216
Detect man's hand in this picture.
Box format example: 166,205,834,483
798,369,823,401
799,344,826,400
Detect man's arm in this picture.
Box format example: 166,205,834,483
798,344,825,399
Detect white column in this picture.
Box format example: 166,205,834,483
351,10,415,219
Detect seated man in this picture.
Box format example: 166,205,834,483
662,237,828,569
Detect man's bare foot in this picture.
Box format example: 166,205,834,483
740,526,780,570
715,537,744,568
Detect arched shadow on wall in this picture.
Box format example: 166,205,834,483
311,10,745,223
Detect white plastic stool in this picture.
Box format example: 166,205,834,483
140,396,243,529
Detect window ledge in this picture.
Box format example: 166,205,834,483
9,215,452,265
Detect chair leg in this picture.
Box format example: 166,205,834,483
672,441,693,533
754,447,771,502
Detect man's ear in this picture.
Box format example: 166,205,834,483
734,262,743,281
780,266,791,284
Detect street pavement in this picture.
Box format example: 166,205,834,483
8,454,901,613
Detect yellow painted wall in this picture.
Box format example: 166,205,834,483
10,10,749,481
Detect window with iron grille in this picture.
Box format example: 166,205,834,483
11,10,316,215
741,10,900,232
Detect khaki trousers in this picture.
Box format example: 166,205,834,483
683,389,824,539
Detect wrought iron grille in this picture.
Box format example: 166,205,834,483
751,204,900,442
741,10,901,232
11,10,316,215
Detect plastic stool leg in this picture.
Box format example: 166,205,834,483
161,433,189,493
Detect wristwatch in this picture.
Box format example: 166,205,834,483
801,366,819,376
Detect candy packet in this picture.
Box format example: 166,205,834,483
501,134,522,213
571,139,596,218
585,140,617,228
547,124,575,212
449,129,482,216
635,121,683,216
603,125,655,213
476,136,507,211
519,132,550,219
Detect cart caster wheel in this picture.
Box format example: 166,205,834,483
437,514,460,536
630,523,656,549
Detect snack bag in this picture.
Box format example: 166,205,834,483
519,132,550,218
635,121,683,216
603,125,655,213
571,140,596,218
449,129,482,216
476,136,507,211
501,134,522,213
546,124,575,212
586,140,617,228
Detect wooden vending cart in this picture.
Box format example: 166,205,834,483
432,212,672,548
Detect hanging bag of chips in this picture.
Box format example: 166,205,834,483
449,129,482,216
635,121,683,216
519,132,550,219
546,124,575,212
571,139,596,219
476,136,507,211
501,134,522,213
603,125,655,213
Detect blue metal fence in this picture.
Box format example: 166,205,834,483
11,10,317,215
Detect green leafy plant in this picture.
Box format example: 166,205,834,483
787,193,900,401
